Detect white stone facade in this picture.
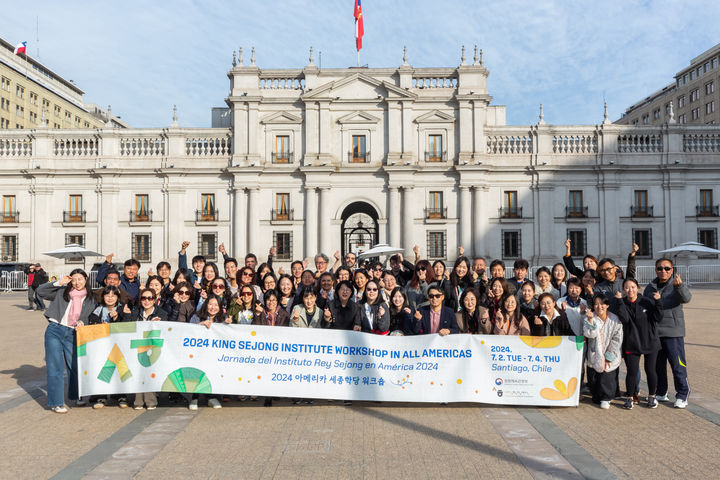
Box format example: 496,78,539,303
1,49,719,275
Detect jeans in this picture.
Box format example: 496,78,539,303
656,336,690,400
45,322,78,407
28,286,45,309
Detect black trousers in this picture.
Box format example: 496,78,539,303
624,350,659,396
592,369,618,404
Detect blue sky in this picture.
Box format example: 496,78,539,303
4,0,719,127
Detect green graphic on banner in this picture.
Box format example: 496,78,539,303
97,344,132,383
162,367,212,393
110,322,138,334
130,330,164,367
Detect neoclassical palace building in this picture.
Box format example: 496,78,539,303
1,47,719,273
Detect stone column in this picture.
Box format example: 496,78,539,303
473,186,484,257
459,186,472,253
318,187,331,255
388,186,401,246
402,187,415,252
305,186,318,257
233,188,247,257
246,188,260,256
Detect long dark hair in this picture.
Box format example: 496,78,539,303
172,268,192,286
458,287,481,333
388,286,409,314
500,293,525,330
201,262,220,289
450,256,474,288
551,263,568,290
277,274,295,298
360,280,382,305
174,281,195,303
210,276,231,309
197,295,222,322
237,283,257,310
63,268,92,302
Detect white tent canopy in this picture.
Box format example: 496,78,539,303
356,244,404,259
42,244,103,270
658,241,720,255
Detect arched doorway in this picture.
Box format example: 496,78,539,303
341,202,379,258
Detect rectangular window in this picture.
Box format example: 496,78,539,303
131,233,151,262
198,232,217,261
15,85,24,98
200,193,216,221
274,135,290,163
54,105,60,117
699,189,714,216
642,114,649,125
1,234,17,261
29,111,37,123
692,107,700,120
274,193,290,220
351,135,366,162
64,234,85,263
0,77,10,91
503,190,519,217
706,81,715,95
0,98,8,111
15,105,23,118
134,194,149,221
690,89,700,102
653,109,660,120
428,191,444,218
714,58,719,69
427,231,446,259
2,195,16,222
678,95,686,108
633,190,649,216
274,232,293,261
678,113,687,124
706,101,715,115
502,230,521,259
568,190,584,217
428,134,443,162
698,229,718,258
567,229,586,257
665,103,671,115
633,229,652,258
29,92,37,105
67,195,83,222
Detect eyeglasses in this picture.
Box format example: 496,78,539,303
656,266,672,272
373,267,384,271
241,272,253,277
178,290,190,296
598,267,614,273
417,267,427,272
240,292,253,297
140,296,154,301
366,288,378,292
428,294,443,299
212,284,226,290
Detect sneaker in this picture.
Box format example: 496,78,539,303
208,398,222,409
674,398,688,409
146,406,156,411
118,397,129,409
92,399,106,410
632,394,639,405
647,396,658,409
51,405,68,414
600,400,611,409
622,398,634,410
133,405,144,410
656,393,670,402
188,399,198,411
343,400,353,406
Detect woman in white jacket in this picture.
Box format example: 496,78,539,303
584,295,623,409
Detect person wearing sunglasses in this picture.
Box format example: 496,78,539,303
405,260,432,310
595,243,640,299
411,284,459,335
239,267,265,304
129,288,166,410
167,281,196,322
358,280,390,334
227,284,265,325
643,257,692,408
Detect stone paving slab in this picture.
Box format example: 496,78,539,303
1,289,719,480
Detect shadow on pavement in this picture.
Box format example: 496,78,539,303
352,405,573,476
0,364,48,408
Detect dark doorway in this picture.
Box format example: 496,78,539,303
341,201,379,259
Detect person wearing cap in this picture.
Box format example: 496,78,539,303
26,263,49,311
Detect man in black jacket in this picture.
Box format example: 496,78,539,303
411,284,459,335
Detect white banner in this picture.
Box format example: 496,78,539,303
77,322,584,406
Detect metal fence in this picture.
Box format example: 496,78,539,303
524,264,720,285
0,270,102,292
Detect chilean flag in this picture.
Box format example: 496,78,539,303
354,0,364,51
13,41,27,55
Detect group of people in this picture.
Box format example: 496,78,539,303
37,238,692,413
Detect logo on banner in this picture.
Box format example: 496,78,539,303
495,378,503,386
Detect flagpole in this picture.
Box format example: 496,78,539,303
357,50,360,67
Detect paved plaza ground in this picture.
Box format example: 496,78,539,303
1,288,719,479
